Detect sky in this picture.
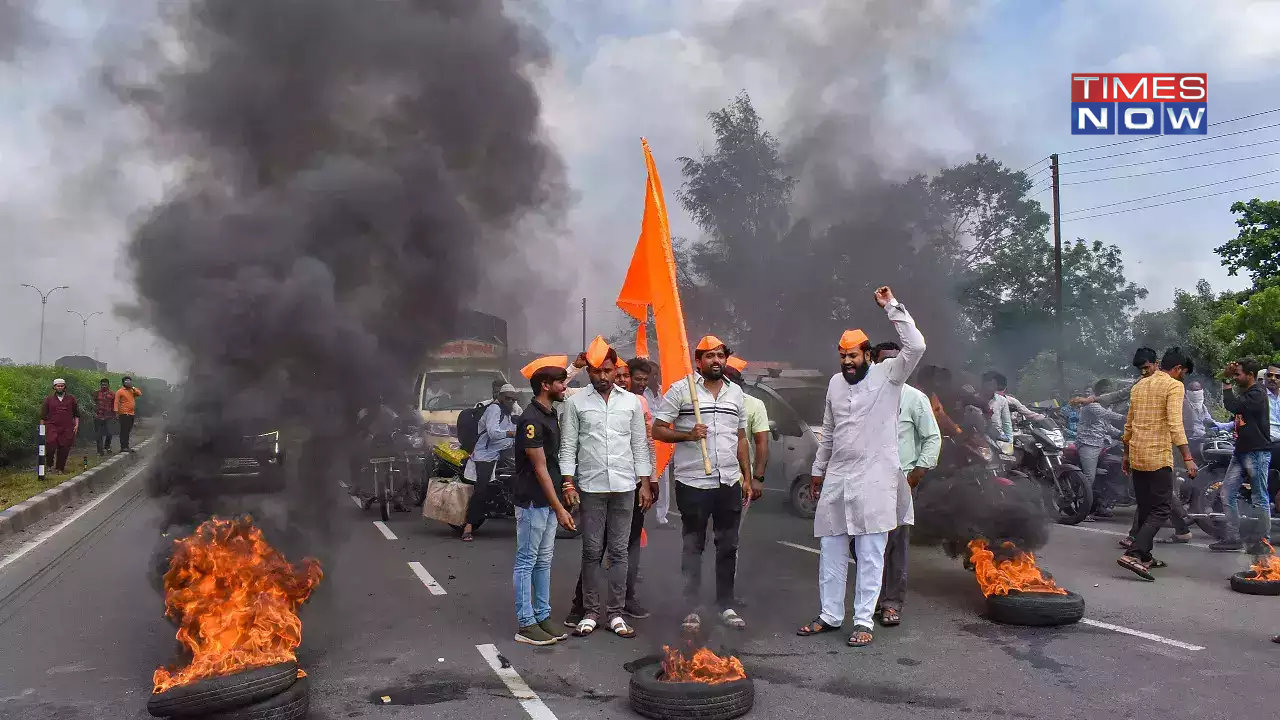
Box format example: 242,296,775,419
3,0,1279,377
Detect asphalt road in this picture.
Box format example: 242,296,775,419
1,444,1278,720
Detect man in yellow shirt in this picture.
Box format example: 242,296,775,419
1118,348,1197,580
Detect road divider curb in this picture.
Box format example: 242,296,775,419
0,438,154,537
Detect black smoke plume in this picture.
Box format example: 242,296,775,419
913,469,1053,554
113,0,564,542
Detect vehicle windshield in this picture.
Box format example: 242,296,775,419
422,372,502,410
771,386,828,426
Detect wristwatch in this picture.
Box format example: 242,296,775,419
752,475,765,484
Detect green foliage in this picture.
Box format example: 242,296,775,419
1215,199,1280,287
0,366,170,466
1210,284,1280,365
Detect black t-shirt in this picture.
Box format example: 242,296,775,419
1223,383,1271,453
514,399,561,508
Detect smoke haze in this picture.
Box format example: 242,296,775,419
116,0,565,441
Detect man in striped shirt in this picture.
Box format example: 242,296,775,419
652,336,754,631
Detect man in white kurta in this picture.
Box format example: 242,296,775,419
803,287,925,646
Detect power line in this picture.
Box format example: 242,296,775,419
1062,178,1280,222
1062,149,1280,185
1062,168,1280,216
1060,121,1280,165
1058,107,1280,157
1018,156,1050,174
1025,164,1052,181
1062,136,1280,174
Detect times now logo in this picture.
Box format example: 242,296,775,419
1071,73,1207,135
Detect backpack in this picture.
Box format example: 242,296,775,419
456,401,488,455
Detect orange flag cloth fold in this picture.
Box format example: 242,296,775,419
616,138,698,477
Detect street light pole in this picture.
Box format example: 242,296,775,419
66,310,103,356
20,284,69,366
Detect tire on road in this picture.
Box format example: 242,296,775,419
146,662,299,718
985,590,1085,627
788,476,817,520
629,664,754,720
204,676,310,720
1229,571,1280,596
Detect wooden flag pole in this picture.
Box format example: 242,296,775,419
688,374,714,475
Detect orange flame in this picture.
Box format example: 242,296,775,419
968,539,1067,597
661,645,746,685
152,516,322,694
1250,540,1280,581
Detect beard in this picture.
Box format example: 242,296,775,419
548,389,566,403
701,366,724,381
841,363,869,385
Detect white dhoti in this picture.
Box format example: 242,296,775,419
819,531,889,629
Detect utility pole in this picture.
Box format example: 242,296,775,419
581,298,587,352
1050,153,1065,398
67,310,103,356
20,284,69,365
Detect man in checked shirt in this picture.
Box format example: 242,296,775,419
1117,347,1198,581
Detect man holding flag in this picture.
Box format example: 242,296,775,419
652,337,758,630
797,286,925,648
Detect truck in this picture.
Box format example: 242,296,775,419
412,310,510,448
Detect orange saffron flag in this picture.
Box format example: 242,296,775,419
617,138,695,477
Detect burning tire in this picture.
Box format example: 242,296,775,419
1229,571,1280,596
628,664,754,720
986,590,1085,627
146,662,299,717
203,676,310,720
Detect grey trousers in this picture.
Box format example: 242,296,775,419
876,526,909,612
580,490,634,621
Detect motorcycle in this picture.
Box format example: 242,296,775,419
1011,413,1092,525
352,405,429,521
1183,428,1237,539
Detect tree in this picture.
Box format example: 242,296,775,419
1215,199,1280,288
1131,279,1228,381
1211,284,1280,365
962,236,1147,376
676,92,795,351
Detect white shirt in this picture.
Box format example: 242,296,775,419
811,301,925,537
654,374,748,489
559,383,653,493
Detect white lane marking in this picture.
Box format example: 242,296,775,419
338,480,348,489
476,643,558,720
408,561,447,595
778,540,1206,651
1080,619,1205,651
373,521,397,540
1061,523,1210,549
0,462,149,573
350,496,365,509
763,487,787,494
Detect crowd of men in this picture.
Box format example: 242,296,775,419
451,284,1276,648
38,376,142,473
486,285,935,647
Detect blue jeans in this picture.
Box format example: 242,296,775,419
514,505,558,628
1222,450,1273,543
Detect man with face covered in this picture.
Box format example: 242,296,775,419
796,287,924,648
653,336,755,631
